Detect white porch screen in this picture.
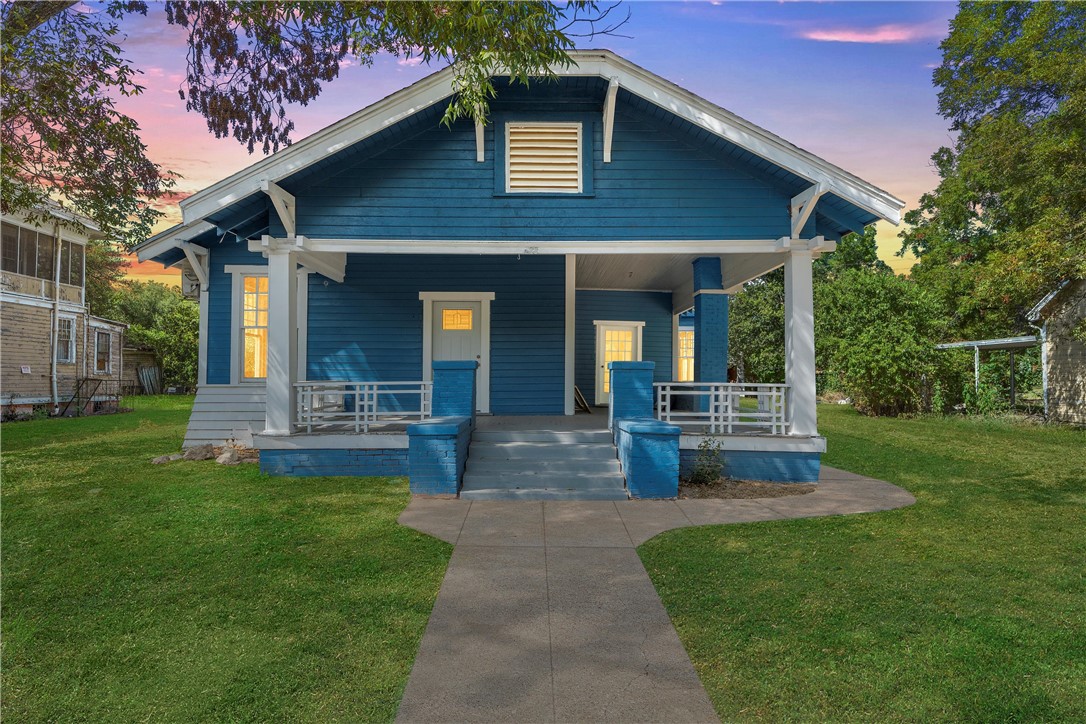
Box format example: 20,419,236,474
506,122,582,193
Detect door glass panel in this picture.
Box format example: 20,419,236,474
601,328,634,394
442,308,473,331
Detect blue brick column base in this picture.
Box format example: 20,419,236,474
432,360,479,421
608,361,656,429
615,418,681,499
407,417,472,496
692,257,730,414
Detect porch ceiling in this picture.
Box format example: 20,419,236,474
576,252,786,312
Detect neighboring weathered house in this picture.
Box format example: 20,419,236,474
1,207,125,418
1029,279,1086,425
136,51,903,496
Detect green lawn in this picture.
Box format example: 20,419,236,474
1,396,451,722
640,406,1086,722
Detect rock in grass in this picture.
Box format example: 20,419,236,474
182,444,214,461
216,449,240,466
152,453,183,464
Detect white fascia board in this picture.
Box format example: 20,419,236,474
135,221,216,262
300,238,832,255
180,68,458,224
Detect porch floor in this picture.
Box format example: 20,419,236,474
474,409,609,433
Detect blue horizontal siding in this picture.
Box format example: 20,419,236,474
292,95,792,242
307,254,565,414
206,241,266,385
575,290,673,406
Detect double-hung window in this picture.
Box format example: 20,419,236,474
56,317,75,363
241,275,269,380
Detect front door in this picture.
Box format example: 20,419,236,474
594,321,643,405
431,300,488,412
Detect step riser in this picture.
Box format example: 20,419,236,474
468,444,615,461
462,473,626,489
472,430,612,444
466,461,621,475
461,489,628,501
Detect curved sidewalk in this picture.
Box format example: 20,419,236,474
396,466,915,723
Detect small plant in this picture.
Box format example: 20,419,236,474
688,436,723,485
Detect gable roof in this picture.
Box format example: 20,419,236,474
138,49,904,262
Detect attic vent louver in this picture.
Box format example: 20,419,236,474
506,122,582,193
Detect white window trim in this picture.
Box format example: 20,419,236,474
94,329,112,374
226,265,308,385
56,313,76,364
505,121,583,194
592,320,645,406
420,291,494,414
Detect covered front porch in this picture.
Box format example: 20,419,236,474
243,239,828,495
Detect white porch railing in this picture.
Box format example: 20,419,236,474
294,381,432,433
654,382,790,435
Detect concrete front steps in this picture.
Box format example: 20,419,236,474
460,428,628,500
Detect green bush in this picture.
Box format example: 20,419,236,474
816,269,950,417
687,436,723,485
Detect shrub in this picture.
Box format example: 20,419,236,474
687,436,723,485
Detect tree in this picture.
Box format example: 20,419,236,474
815,270,953,416
1,2,172,247
108,280,199,387
900,2,1086,338
815,225,890,278
2,1,625,246
84,240,130,317
728,269,785,383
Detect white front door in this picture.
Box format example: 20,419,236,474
433,301,482,362
594,321,644,405
422,293,492,413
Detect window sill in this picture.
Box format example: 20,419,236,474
493,192,595,199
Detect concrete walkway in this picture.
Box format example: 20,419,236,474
396,466,914,723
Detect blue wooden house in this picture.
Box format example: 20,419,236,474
138,51,902,499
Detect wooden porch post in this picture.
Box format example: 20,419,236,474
784,249,817,436
264,243,298,436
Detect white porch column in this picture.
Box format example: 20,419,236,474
265,246,298,435
784,249,817,436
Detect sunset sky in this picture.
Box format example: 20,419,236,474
117,1,958,285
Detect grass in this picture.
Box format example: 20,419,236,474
640,405,1086,722
1,396,451,722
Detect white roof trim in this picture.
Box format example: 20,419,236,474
136,220,216,262
1027,280,1071,322
175,49,903,232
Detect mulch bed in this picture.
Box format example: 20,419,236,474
678,478,816,500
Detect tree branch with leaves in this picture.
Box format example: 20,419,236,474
2,1,626,247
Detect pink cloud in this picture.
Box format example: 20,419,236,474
397,56,425,68
801,22,944,44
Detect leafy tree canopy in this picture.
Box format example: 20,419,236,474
900,1,1086,338
815,225,890,278
107,280,199,387
1,1,625,247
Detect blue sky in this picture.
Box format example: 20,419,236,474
120,1,960,281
